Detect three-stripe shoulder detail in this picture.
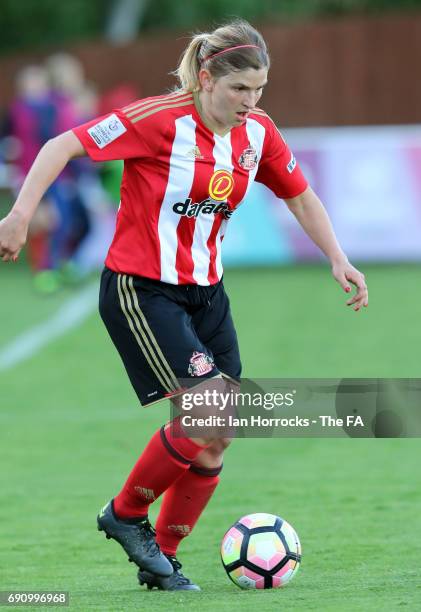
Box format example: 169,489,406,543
249,107,269,118
122,92,194,124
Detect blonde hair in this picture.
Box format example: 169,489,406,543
174,19,270,93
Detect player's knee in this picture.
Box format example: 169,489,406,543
213,437,232,451
194,447,221,469
195,437,232,467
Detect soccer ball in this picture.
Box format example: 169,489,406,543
221,513,301,589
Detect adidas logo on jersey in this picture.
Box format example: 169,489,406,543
186,145,204,160
172,197,233,219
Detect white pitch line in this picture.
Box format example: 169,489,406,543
0,281,99,372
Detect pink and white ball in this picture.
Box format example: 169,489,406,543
221,513,301,589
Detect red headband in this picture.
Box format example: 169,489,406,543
201,44,260,64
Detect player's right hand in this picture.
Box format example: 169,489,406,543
0,210,29,262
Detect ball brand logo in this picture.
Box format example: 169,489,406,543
223,535,235,554
208,170,234,201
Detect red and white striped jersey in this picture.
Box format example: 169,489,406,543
73,91,307,285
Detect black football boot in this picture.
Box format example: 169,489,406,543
97,500,173,577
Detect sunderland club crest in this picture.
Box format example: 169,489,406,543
188,351,214,376
238,145,258,171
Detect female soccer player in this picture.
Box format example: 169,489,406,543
0,20,367,591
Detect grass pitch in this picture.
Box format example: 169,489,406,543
1,263,420,611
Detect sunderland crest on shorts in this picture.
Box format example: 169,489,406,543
188,351,214,376
238,146,258,171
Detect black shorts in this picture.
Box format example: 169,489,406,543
99,267,242,406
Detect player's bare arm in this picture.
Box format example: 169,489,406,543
0,131,86,262
284,186,368,311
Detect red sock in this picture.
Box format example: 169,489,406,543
113,424,206,519
155,464,222,556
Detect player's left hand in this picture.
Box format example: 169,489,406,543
331,259,368,311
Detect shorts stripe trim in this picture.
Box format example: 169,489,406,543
117,275,177,393
120,274,179,392
126,275,179,389
160,426,191,465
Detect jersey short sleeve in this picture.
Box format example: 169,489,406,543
72,108,152,162
255,118,308,199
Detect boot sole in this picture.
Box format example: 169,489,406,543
138,570,201,591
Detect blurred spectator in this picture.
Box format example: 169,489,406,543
43,53,94,288
97,83,139,117
8,65,54,178
6,65,61,282
2,56,142,292
45,54,129,287
3,55,118,292
45,52,92,125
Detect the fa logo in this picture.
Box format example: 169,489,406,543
346,415,364,426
